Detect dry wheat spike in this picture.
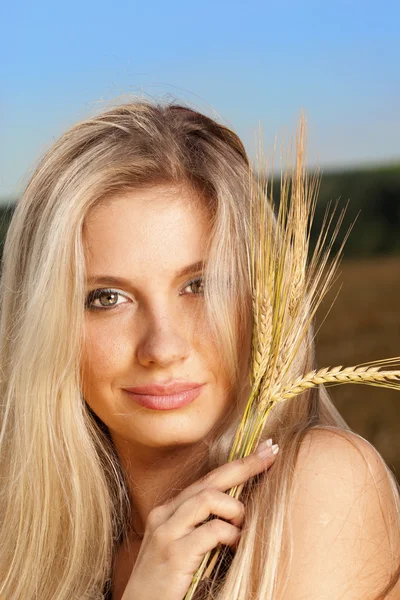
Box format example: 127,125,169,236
183,114,400,600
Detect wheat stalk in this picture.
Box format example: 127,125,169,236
266,364,400,404
183,114,400,600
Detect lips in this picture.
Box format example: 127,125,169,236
123,381,205,411
123,380,203,396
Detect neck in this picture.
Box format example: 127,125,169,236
111,435,211,537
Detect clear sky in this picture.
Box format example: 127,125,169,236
1,0,399,200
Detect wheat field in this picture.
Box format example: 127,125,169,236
314,253,400,482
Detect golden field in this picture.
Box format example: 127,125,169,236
314,254,400,483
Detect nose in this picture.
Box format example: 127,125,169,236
136,306,191,368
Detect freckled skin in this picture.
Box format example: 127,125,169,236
80,183,238,535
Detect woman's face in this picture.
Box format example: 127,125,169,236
81,183,234,454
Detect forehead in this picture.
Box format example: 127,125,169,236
83,183,212,274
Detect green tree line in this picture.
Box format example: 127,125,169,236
1,162,399,261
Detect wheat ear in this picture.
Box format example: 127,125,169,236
182,115,400,600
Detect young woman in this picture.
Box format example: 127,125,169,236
0,99,399,600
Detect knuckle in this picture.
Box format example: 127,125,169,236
237,456,248,468
197,488,215,504
152,523,168,547
147,505,165,528
200,470,217,486
166,550,180,568
163,541,176,562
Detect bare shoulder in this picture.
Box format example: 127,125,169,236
295,427,395,487
278,427,400,599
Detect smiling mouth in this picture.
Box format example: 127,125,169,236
123,384,205,410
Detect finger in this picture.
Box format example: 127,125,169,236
164,440,279,519
170,519,242,572
160,488,245,541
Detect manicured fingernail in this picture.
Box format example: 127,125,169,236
256,438,273,456
271,444,279,455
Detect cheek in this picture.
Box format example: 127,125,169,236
80,323,130,399
194,322,224,373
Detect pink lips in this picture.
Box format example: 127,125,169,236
123,380,205,411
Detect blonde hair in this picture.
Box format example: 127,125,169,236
0,98,399,599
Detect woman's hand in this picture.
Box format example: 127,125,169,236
121,439,279,600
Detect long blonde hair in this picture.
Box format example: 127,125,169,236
0,98,399,599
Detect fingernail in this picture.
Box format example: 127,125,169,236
271,444,279,455
256,438,273,456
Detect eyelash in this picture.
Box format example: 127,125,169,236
84,277,205,311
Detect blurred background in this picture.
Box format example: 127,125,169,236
1,1,399,480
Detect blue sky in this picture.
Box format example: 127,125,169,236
1,0,399,200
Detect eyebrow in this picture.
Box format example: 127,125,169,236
86,260,206,287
